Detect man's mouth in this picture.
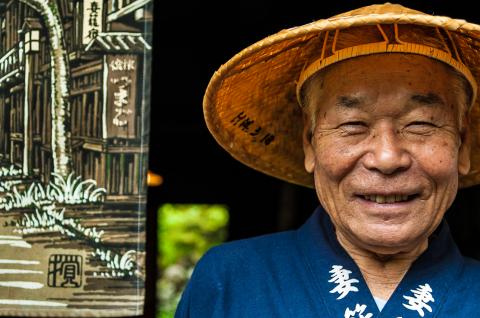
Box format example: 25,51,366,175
361,194,417,204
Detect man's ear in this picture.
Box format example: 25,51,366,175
458,124,471,176
302,113,315,173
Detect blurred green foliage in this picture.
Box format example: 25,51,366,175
157,204,229,318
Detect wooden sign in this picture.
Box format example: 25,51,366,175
106,54,138,138
82,0,104,44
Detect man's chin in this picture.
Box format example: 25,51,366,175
349,225,426,255
350,232,426,255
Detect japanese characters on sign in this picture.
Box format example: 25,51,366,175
106,55,138,138
82,0,104,44
230,111,276,146
48,255,83,288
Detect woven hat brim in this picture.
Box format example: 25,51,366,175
204,5,480,188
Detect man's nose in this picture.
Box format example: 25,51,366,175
362,125,412,175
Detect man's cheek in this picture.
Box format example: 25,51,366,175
417,149,458,178
315,143,360,179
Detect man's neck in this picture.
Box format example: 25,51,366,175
336,232,428,300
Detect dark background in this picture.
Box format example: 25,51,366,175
147,1,480,316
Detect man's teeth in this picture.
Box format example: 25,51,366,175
363,195,409,203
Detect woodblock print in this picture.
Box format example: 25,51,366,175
0,0,152,316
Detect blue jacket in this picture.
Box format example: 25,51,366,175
176,206,480,317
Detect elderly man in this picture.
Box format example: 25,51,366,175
176,3,480,317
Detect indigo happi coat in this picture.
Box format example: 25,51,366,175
176,206,480,317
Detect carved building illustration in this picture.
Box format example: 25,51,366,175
0,0,152,203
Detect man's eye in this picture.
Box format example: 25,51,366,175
405,121,437,134
339,122,368,134
408,121,436,126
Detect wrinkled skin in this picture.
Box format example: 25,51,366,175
303,54,471,256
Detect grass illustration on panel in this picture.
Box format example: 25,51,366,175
0,170,139,278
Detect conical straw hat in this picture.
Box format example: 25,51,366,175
203,3,480,188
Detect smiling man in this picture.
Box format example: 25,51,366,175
302,53,471,304
176,3,480,317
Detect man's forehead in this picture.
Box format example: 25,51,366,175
307,54,465,108
335,93,446,110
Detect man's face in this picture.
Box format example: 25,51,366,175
303,54,471,254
